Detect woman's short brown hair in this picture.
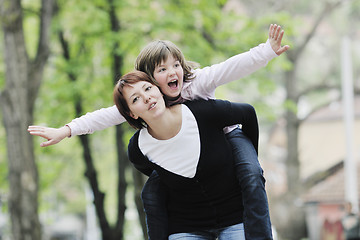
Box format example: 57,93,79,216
113,70,168,130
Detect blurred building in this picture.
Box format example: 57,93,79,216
303,162,360,240
263,95,360,240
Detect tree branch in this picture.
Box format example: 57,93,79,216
299,94,341,124
58,30,112,235
296,56,340,99
289,1,342,62
300,82,340,98
35,0,55,63
28,0,56,110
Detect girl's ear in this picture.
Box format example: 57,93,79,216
130,112,138,119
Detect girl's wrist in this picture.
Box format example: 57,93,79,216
61,125,71,138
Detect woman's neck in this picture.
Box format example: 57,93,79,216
146,104,182,140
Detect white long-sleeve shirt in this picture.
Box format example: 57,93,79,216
67,40,277,137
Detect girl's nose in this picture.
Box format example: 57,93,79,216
168,67,175,76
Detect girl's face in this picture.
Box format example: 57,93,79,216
153,54,184,100
123,81,166,122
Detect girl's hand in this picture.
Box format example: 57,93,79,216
269,24,290,56
27,125,71,147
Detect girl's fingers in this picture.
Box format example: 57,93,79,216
269,24,276,38
40,140,52,147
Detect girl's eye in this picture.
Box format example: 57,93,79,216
174,63,180,68
145,86,152,91
159,67,166,72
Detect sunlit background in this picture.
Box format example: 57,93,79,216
0,0,359,239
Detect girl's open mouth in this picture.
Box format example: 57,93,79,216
168,80,178,89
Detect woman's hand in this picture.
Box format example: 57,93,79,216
27,125,71,147
268,23,290,56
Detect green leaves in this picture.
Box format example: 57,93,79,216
13,0,298,235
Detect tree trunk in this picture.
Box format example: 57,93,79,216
270,3,342,238
108,1,130,237
271,64,307,240
58,27,126,238
1,96,41,240
132,168,148,238
0,0,54,239
112,126,127,239
284,69,301,195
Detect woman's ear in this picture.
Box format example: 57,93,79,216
130,112,138,119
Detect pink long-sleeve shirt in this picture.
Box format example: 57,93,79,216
67,40,277,137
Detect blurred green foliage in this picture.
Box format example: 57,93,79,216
4,0,359,238
2,0,296,228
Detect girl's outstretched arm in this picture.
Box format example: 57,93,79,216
184,23,288,100
67,105,124,136
28,125,71,147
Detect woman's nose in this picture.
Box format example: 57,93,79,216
143,94,151,103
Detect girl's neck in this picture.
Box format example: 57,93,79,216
166,95,184,106
146,104,182,140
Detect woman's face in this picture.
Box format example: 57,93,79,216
123,81,166,122
153,54,184,100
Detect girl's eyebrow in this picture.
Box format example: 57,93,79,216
156,63,165,67
156,59,178,68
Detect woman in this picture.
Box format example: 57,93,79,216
114,70,260,239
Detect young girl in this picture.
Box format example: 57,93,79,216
29,24,289,239
114,70,260,239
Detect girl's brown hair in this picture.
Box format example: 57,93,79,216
135,40,198,86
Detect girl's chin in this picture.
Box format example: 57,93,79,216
165,91,181,99
165,94,182,101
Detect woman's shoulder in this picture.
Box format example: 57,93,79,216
128,130,141,152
